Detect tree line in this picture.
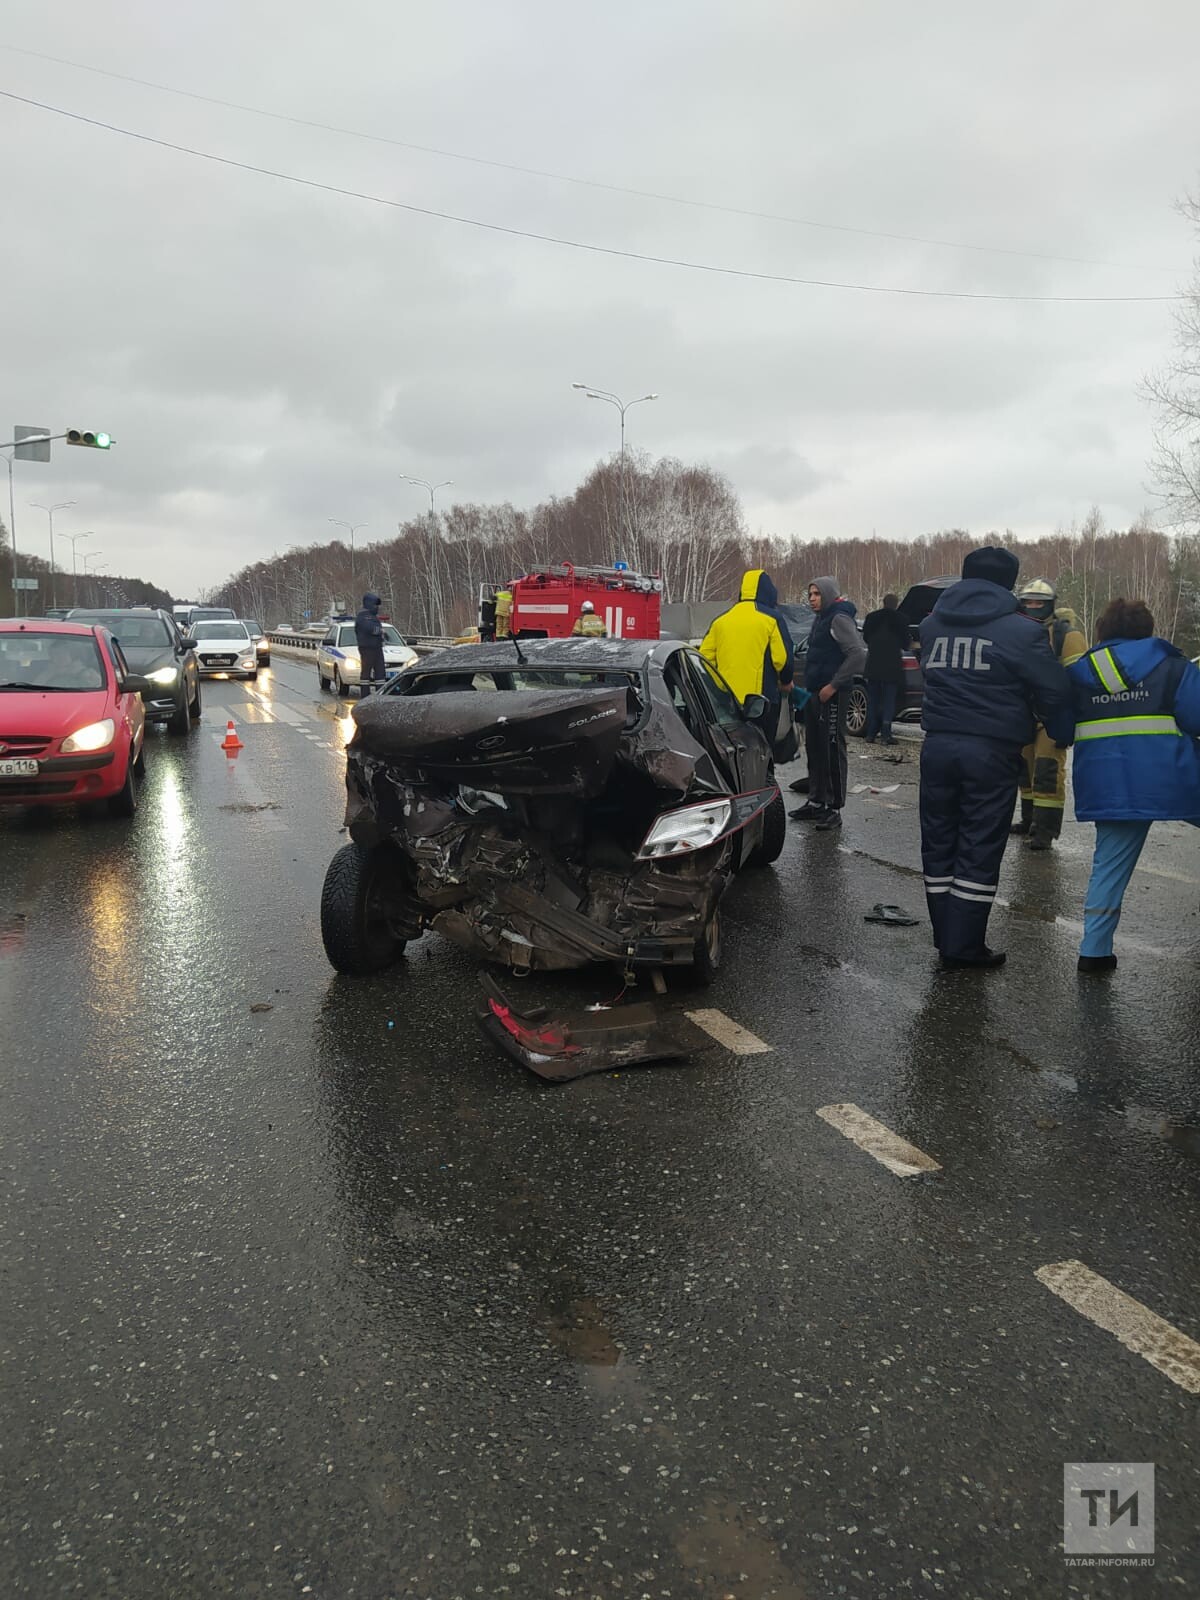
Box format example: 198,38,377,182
0,524,172,617
209,454,1200,653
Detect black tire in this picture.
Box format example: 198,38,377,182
746,790,786,868
191,680,202,720
682,907,722,988
248,669,259,682
333,668,345,698
318,669,330,691
846,683,869,738
107,754,138,818
167,689,191,736
261,654,271,668
320,842,408,975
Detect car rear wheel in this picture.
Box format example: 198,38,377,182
321,842,408,975
167,689,191,736
681,907,722,988
191,680,202,720
846,683,869,737
746,790,786,867
107,755,138,819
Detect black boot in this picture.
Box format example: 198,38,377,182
1029,808,1063,851
1010,799,1033,837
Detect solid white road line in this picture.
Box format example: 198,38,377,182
1035,1260,1200,1394
684,1009,772,1056
815,1103,942,1177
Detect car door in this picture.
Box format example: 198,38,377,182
318,626,337,677
682,650,773,794
170,619,198,701
105,634,145,758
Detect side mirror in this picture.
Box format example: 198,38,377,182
175,639,194,655
123,674,154,697
742,693,769,722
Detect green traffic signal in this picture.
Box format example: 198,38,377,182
66,429,114,449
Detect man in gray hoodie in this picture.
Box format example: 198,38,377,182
790,576,868,831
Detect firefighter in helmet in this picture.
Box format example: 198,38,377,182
1011,578,1087,849
571,600,607,637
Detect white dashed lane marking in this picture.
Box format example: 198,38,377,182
1035,1260,1200,1394
684,1009,772,1056
815,1103,942,1177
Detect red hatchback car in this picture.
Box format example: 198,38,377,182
0,620,151,816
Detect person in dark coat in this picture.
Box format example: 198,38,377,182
790,576,867,831
862,593,909,745
354,591,387,693
919,547,1073,968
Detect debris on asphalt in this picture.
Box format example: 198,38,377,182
476,972,691,1081
863,904,920,927
250,1002,274,1013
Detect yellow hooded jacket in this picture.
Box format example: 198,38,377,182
698,569,789,703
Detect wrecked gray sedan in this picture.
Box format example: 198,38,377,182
319,638,785,991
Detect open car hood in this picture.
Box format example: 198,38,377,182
897,576,957,626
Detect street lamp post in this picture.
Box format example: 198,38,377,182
28,500,76,610
1,451,20,615
328,519,367,599
399,476,454,635
62,530,92,604
571,384,657,550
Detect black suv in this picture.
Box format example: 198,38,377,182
67,607,201,734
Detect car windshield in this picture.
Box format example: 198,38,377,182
194,623,249,641
71,614,172,648
0,631,106,691
190,610,234,623
245,620,262,634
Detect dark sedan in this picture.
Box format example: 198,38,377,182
320,637,786,987
67,608,201,735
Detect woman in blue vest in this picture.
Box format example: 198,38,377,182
1069,597,1200,972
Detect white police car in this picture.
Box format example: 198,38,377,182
316,621,418,697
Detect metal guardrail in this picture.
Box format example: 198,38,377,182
266,632,456,655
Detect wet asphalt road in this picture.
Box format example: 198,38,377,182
2,653,1199,1598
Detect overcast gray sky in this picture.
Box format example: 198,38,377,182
3,0,1197,598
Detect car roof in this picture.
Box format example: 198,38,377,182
67,606,170,618
413,637,684,673
0,618,106,636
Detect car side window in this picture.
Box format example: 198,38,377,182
323,629,336,645
686,652,745,730
661,657,698,735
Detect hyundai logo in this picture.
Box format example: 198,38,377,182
0,743,8,755
476,734,506,750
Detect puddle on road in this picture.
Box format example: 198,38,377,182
674,1493,806,1600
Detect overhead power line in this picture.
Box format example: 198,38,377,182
1,41,1181,279
0,89,1185,305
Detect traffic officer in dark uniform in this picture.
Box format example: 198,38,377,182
919,547,1073,967
354,591,387,694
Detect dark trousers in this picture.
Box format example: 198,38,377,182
804,691,848,811
359,643,387,689
919,733,1022,959
865,680,899,743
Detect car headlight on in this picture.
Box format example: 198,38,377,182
147,666,180,686
255,638,269,652
61,718,116,754
240,656,256,668
637,798,732,859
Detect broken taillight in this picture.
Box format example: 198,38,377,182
637,798,732,859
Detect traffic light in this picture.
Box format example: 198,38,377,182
66,429,113,449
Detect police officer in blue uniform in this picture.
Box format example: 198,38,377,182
919,547,1073,968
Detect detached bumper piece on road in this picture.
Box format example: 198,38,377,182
477,974,691,1081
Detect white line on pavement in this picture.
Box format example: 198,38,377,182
815,1103,942,1177
684,1009,772,1056
1035,1260,1200,1394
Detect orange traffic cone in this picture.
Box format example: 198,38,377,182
221,719,244,753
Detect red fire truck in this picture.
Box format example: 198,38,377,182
480,563,663,641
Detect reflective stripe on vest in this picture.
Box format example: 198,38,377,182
1075,714,1182,741
1090,647,1128,696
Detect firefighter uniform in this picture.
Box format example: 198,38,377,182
571,605,607,637
1011,580,1087,849
918,548,1074,967
494,589,513,638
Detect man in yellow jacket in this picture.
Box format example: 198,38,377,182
1011,578,1087,850
699,569,793,704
